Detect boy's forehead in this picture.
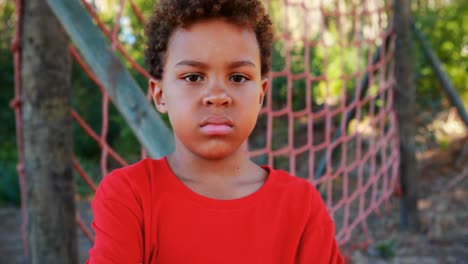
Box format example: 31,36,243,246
171,19,256,45
179,18,252,33
165,19,261,66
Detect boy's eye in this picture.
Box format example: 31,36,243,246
229,74,248,83
183,74,204,83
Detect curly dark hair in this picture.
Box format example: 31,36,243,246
144,0,273,80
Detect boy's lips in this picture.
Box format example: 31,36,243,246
200,115,234,135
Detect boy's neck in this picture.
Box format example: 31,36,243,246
166,142,264,185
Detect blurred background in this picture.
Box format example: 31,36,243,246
1,0,467,263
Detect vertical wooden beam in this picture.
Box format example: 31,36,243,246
393,0,420,232
21,0,78,262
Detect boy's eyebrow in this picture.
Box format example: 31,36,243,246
174,60,256,69
175,60,208,68
228,60,256,69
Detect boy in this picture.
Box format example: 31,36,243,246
87,0,344,263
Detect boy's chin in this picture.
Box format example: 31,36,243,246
191,143,247,161
193,148,239,161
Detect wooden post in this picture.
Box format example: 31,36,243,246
21,0,78,263
393,0,420,232
46,0,174,158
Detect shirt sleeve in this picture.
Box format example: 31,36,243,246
296,188,345,264
86,170,144,264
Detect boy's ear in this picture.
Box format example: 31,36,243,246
259,78,268,106
149,78,168,114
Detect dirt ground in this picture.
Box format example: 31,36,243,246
1,109,467,263
0,200,93,264
350,141,468,263
349,109,468,263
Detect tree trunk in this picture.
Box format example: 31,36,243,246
393,0,420,232
21,0,78,263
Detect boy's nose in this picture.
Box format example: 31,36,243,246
202,81,232,107
202,92,232,107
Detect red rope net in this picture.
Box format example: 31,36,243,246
12,0,399,254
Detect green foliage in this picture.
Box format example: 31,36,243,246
0,155,20,207
437,137,451,150
0,1,14,50
413,0,468,108
313,24,361,106
375,239,396,259
74,156,101,198
0,1,20,206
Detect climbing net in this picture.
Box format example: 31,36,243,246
12,0,399,253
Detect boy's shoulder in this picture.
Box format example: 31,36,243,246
95,158,164,198
267,167,330,224
269,167,317,191
111,157,160,176
266,167,324,205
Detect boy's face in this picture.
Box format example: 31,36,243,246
150,19,268,160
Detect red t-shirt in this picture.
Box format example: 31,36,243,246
86,158,344,263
